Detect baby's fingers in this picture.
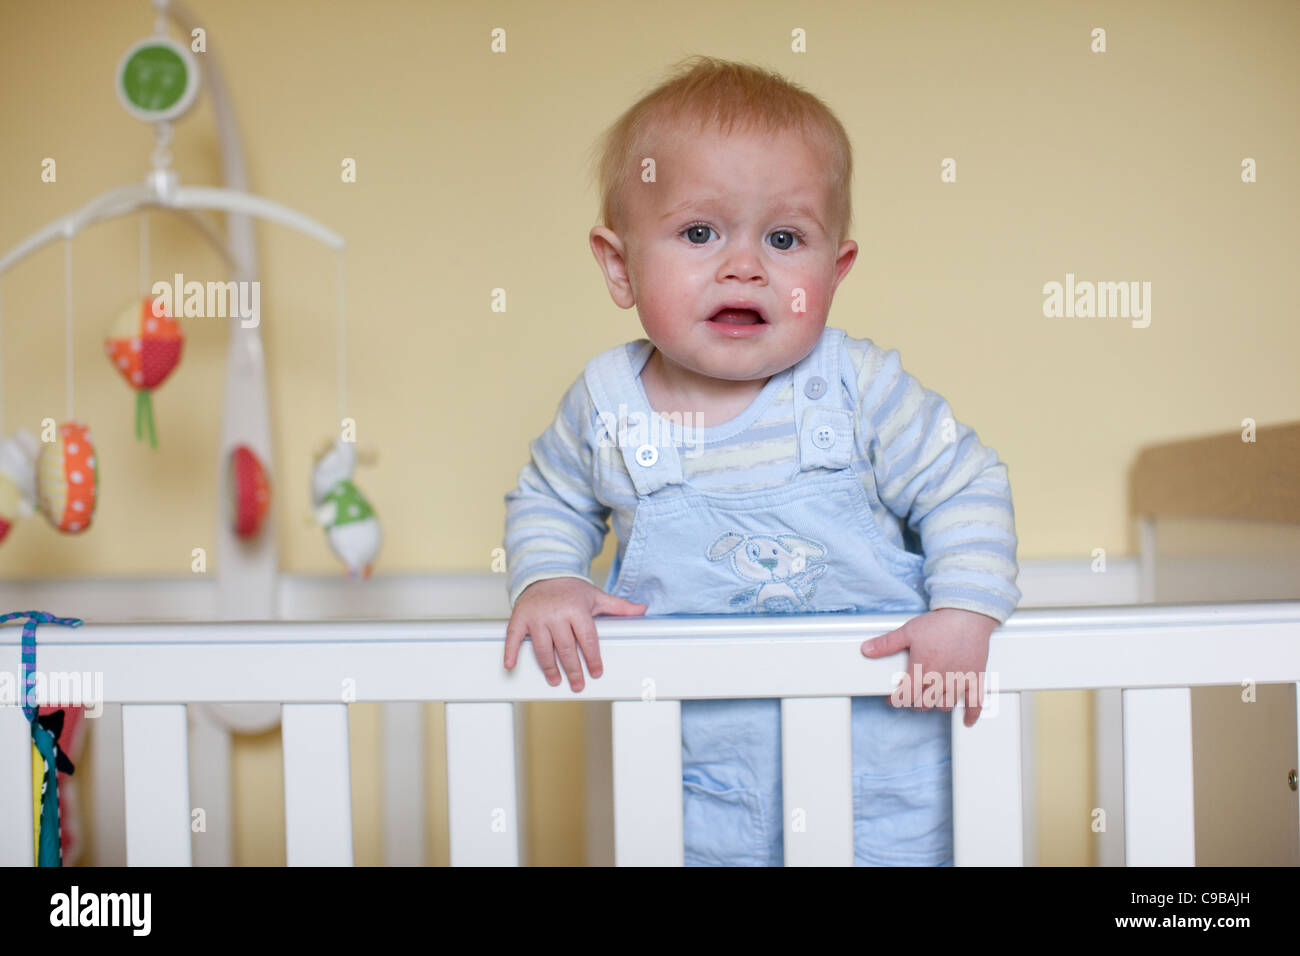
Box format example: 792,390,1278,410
572,615,603,680
962,670,984,727
529,622,564,687
550,621,587,692
504,616,528,670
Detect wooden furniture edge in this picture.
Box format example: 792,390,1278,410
1129,421,1300,524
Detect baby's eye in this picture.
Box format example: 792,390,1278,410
682,223,716,244
768,230,802,251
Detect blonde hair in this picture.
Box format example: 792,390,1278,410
587,55,853,244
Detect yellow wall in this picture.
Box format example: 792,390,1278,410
2,0,1297,866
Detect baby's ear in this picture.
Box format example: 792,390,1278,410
776,533,826,560
707,532,745,561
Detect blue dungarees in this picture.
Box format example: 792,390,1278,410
583,326,953,866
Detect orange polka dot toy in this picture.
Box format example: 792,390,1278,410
36,423,97,534
104,296,183,448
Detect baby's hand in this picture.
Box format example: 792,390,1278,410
504,577,646,692
860,608,998,726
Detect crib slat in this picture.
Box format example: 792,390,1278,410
445,701,520,865
952,692,1023,866
1122,687,1195,865
612,699,682,866
0,705,34,866
282,703,354,865
781,697,852,865
122,704,193,866
512,702,531,867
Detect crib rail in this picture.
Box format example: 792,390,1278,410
2,602,1299,866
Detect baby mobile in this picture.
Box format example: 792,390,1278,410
0,7,382,865
0,24,381,568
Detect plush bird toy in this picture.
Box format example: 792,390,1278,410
0,429,39,543
105,296,183,448
311,439,381,578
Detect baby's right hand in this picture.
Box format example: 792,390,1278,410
504,577,646,692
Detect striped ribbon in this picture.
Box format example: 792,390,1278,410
0,610,84,721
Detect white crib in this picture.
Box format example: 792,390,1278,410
1,423,1297,867
1,598,1297,866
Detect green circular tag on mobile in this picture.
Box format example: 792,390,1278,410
116,37,199,122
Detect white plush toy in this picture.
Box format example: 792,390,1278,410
0,429,39,544
311,439,381,578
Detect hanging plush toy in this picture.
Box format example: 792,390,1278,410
38,705,86,865
32,708,81,866
105,296,183,448
311,439,381,578
36,423,97,534
0,429,39,543
228,444,271,539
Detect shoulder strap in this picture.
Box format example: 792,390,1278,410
791,326,855,472
583,340,684,495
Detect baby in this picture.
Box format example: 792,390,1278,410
502,56,1021,866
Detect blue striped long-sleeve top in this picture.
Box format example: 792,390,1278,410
503,330,1022,623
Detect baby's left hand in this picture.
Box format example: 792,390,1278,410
860,607,997,726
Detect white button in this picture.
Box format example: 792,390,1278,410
634,443,659,467
812,425,835,449
804,376,827,399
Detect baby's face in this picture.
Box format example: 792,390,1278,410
592,124,857,384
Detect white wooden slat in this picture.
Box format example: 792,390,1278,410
781,696,852,866
1094,688,1127,866
282,703,354,866
952,692,1024,866
445,701,520,866
512,702,530,868
1018,691,1040,867
0,705,34,866
612,699,682,866
122,704,192,866
1122,687,1195,865
89,703,127,866
381,701,426,867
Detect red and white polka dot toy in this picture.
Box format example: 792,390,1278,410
35,423,97,534
105,296,184,449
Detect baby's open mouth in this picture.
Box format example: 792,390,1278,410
709,308,766,325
